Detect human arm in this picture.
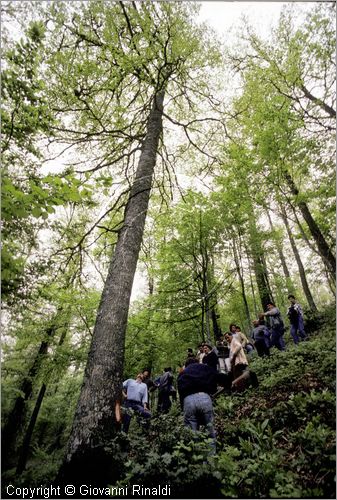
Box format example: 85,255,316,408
141,385,149,410
122,379,129,399
230,341,241,365
264,307,279,317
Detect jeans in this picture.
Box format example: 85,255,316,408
290,316,307,344
183,392,216,453
122,400,151,433
255,339,270,357
270,325,286,351
245,343,254,355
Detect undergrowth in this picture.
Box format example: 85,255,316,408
3,306,335,498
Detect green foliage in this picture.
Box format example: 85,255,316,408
114,408,222,498
1,3,335,498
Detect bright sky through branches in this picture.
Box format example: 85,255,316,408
198,2,315,38
131,1,321,303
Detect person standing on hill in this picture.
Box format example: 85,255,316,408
142,368,156,410
122,373,151,433
202,343,219,371
251,320,270,357
262,303,286,351
196,343,206,363
287,294,307,344
235,325,254,354
224,332,248,380
156,367,175,414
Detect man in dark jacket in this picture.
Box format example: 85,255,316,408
251,320,270,357
156,367,175,414
287,294,307,344
262,303,286,351
202,343,219,371
177,358,218,452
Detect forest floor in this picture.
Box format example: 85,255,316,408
114,305,336,499
2,306,335,499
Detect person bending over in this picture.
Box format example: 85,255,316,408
177,358,218,453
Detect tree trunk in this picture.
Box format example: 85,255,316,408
16,327,68,474
211,308,220,339
60,91,164,481
266,210,293,288
284,172,336,282
2,326,55,470
16,384,47,475
243,240,259,316
205,296,212,343
232,237,251,327
280,204,318,313
247,214,274,310
200,300,205,342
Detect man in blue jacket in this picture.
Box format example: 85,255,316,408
177,358,220,452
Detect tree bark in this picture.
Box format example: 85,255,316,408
232,237,251,327
247,213,274,311
2,325,55,470
61,91,164,478
16,327,68,474
280,204,318,313
284,172,336,282
243,239,259,317
16,384,47,475
266,210,292,287
300,83,336,118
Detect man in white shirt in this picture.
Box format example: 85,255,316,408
122,373,151,433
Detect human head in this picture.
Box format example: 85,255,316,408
142,369,151,379
253,320,259,327
164,367,172,373
136,373,144,381
266,303,275,310
229,323,236,333
235,325,241,332
184,357,198,367
224,332,233,343
203,343,212,354
288,294,296,304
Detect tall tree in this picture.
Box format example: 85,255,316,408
279,204,318,313
42,1,222,479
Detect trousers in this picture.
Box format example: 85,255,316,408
290,316,307,344
183,392,216,452
122,400,151,433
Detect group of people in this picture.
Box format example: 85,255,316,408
121,294,307,448
121,367,176,432
251,294,307,354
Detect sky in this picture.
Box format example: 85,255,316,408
131,1,316,303
198,1,285,34
198,1,313,37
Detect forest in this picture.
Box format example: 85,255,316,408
1,1,336,498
